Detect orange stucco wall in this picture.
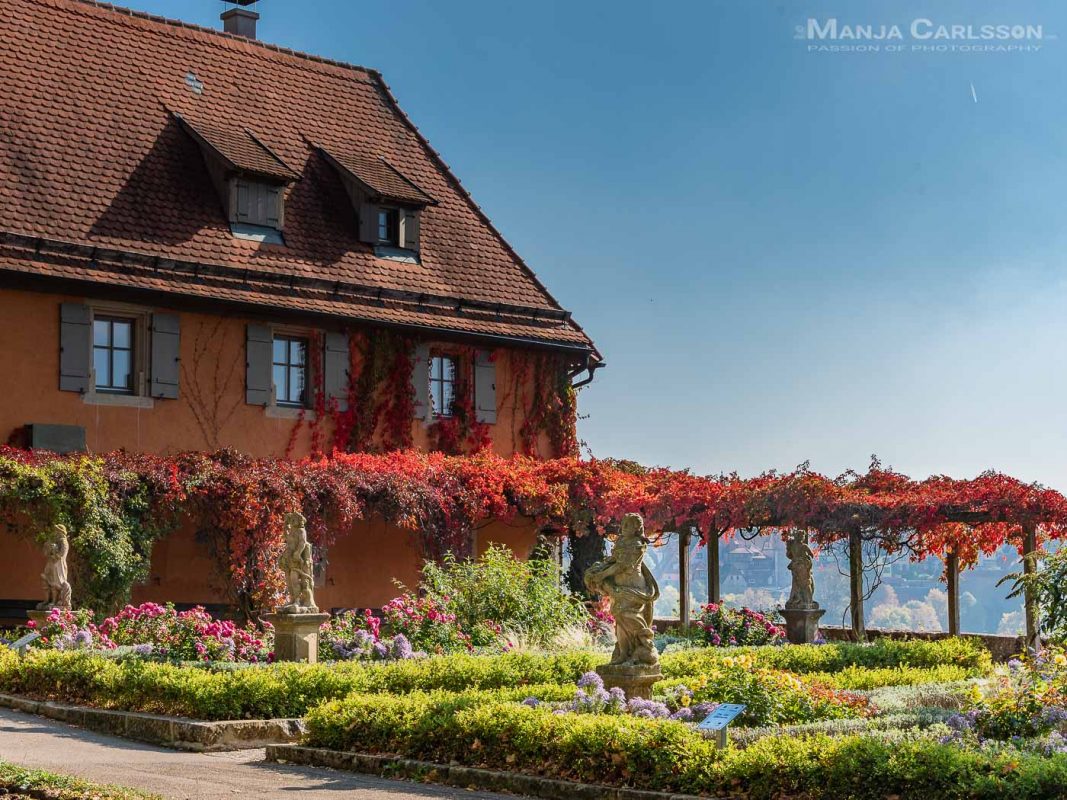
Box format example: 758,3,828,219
0,286,552,459
0,285,553,609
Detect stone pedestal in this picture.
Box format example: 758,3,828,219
263,612,330,663
26,609,54,628
779,607,825,645
596,663,662,700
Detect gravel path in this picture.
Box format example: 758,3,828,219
0,707,520,799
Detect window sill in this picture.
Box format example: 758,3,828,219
374,245,419,264
265,405,315,420
82,393,155,409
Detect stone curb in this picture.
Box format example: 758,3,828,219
266,744,713,800
0,693,305,752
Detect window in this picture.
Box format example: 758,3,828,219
272,335,308,407
377,208,399,246
429,354,457,418
92,317,135,394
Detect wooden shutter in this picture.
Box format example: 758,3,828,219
235,179,252,223
402,210,420,251
149,313,181,400
323,332,350,412
358,203,379,244
59,303,91,393
246,323,272,406
474,349,497,424
412,343,430,421
265,185,282,228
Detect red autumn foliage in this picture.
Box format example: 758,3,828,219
3,447,1066,610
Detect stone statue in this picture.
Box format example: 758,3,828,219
584,513,660,667
785,529,818,610
38,524,72,611
278,512,318,614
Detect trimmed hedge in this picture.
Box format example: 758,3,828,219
0,760,159,799
660,637,992,678
0,649,598,720
801,664,979,690
304,692,1067,799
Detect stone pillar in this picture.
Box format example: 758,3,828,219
708,529,721,605
1021,523,1041,652
945,551,960,636
849,527,866,642
678,528,691,630
264,612,331,663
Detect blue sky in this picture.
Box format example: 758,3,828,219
133,1,1067,487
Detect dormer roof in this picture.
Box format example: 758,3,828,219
319,146,435,207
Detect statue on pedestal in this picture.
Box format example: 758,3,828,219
38,524,72,611
585,513,660,667
278,512,318,614
779,529,824,644
785,529,818,610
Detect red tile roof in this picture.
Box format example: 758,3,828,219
319,147,435,207
0,0,598,357
175,113,300,183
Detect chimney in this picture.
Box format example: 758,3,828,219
221,1,259,39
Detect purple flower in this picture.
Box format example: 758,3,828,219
372,641,389,659
691,702,719,721
132,643,153,656
669,707,694,721
74,629,93,647
521,697,541,708
577,672,604,691
389,634,414,660
608,687,627,704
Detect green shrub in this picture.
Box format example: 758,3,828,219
0,649,601,719
303,692,1067,798
420,544,588,646
0,760,159,799
660,637,992,678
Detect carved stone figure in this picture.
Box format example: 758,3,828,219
278,512,318,614
38,524,72,611
785,529,818,610
584,513,660,667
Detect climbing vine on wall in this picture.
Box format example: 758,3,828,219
512,350,579,458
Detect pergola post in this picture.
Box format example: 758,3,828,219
678,528,691,630
708,529,721,605
848,526,866,642
945,551,960,636
1022,522,1041,652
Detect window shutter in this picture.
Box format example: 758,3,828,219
474,349,497,424
323,332,349,412
149,313,181,400
59,302,91,393
402,210,420,251
246,323,272,406
412,343,430,421
358,203,379,244
265,185,282,228
235,179,252,223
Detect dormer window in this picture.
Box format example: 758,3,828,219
318,146,436,258
174,112,299,244
377,208,400,246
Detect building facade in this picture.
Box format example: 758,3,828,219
0,0,600,614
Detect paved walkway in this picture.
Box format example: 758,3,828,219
0,707,521,799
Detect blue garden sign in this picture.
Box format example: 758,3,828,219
697,703,746,732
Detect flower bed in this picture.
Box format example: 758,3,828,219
697,603,784,647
